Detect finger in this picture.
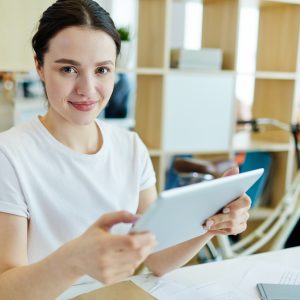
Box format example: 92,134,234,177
112,249,153,270
106,267,137,283
112,248,146,265
225,194,251,211
208,218,244,231
210,221,247,235
221,166,239,177
96,263,137,284
109,232,156,250
93,211,139,231
203,213,231,229
204,209,249,229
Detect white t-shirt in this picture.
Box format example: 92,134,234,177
0,117,156,265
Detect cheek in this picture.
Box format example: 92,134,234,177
97,77,115,100
45,75,73,103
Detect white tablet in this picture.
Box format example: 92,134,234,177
131,168,264,252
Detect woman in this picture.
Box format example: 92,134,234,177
0,0,251,299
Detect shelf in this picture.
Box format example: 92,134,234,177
233,131,293,152
149,149,162,157
149,149,228,156
168,68,235,76
136,68,165,75
121,68,236,76
175,0,300,4
262,0,300,5
254,71,298,80
118,69,300,79
237,0,300,9
116,68,135,74
237,71,298,80
116,68,166,75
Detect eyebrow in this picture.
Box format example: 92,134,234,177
54,58,114,66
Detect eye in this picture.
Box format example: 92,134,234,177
61,66,77,74
96,66,110,75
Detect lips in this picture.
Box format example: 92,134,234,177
68,101,98,112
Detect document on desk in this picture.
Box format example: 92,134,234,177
235,261,300,299
132,275,252,300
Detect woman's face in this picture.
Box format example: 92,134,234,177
36,26,116,126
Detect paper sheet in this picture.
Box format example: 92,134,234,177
234,261,300,299
132,274,251,300
133,261,300,300
192,281,253,300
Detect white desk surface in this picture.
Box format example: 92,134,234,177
58,246,300,299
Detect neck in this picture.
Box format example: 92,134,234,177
39,109,102,154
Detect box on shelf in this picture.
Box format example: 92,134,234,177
170,48,223,70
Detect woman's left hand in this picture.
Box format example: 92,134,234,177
203,166,251,236
203,193,251,235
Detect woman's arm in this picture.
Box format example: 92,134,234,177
138,186,216,276
144,229,216,277
0,211,156,300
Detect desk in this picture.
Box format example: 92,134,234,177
58,246,300,299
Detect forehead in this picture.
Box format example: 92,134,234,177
46,26,116,62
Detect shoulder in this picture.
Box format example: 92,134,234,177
0,118,38,153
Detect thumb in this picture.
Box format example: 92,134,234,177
93,211,139,231
222,165,239,177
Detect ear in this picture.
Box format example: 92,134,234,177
34,55,45,82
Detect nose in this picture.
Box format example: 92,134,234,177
75,73,97,99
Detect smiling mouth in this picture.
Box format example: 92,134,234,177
68,101,99,112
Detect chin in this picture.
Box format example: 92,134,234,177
70,115,96,126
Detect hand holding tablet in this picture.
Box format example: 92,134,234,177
131,169,264,252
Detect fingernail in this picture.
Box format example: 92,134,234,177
206,220,214,227
223,207,230,214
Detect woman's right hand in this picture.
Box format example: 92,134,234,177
67,211,156,284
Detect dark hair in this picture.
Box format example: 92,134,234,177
32,0,121,65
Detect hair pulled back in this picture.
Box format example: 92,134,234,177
32,0,121,65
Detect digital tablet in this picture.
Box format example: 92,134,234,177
131,168,264,252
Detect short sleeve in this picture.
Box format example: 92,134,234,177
0,150,29,218
134,134,156,191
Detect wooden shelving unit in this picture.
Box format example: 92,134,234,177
251,1,300,208
134,0,300,255
133,1,300,210
135,0,240,190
